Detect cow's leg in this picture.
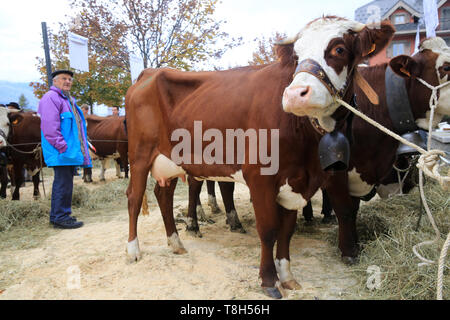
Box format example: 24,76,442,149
321,189,337,224
83,168,93,183
99,159,107,181
0,166,7,199
115,159,123,179
126,159,152,263
248,177,284,299
276,207,302,291
12,163,24,201
121,153,129,179
194,182,208,223
186,176,203,238
218,182,245,233
32,172,41,200
206,181,221,214
154,178,187,255
302,201,314,225
325,172,361,265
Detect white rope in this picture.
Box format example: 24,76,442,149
437,232,450,300
334,97,449,189
335,77,450,299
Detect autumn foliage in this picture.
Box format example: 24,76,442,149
31,0,241,109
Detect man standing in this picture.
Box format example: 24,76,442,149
111,105,120,117
81,104,90,117
38,70,92,229
7,102,22,111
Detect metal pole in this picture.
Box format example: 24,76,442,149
41,22,53,88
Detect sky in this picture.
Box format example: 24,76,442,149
0,0,370,83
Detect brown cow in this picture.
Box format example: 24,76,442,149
125,17,395,298
84,115,129,182
282,35,450,266
1,112,44,200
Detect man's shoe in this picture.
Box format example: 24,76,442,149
51,220,84,229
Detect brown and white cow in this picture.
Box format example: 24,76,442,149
0,107,11,149
0,107,11,198
84,115,129,182
283,34,450,265
0,111,44,200
125,17,395,299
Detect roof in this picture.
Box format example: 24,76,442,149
355,0,442,24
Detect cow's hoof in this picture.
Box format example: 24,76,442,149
186,227,203,238
127,254,141,264
126,239,141,263
173,247,188,255
303,219,315,227
33,195,41,201
321,215,337,225
230,225,246,234
342,256,359,266
168,233,187,255
209,205,221,215
100,178,106,182
262,282,285,299
282,280,302,291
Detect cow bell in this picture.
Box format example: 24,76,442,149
318,130,350,172
396,131,427,156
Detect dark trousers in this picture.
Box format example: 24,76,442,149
50,166,75,223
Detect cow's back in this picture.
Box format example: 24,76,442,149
86,115,127,157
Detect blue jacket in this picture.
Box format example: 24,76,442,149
38,87,92,168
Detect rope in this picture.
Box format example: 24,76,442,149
335,97,449,189
335,77,450,300
437,232,450,300
89,140,128,143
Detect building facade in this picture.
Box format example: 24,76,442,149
355,0,450,65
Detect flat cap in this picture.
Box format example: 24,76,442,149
51,69,74,78
7,102,21,110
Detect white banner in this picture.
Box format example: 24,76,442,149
414,20,421,54
130,53,144,83
68,32,89,72
423,0,439,38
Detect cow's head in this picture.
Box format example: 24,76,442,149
282,17,395,131
0,107,11,148
389,37,450,129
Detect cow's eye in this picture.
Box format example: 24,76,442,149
333,46,345,56
443,65,450,72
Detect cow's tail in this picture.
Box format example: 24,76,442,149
140,191,150,216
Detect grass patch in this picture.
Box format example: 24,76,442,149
327,182,449,300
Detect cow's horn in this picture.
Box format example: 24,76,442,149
275,34,299,46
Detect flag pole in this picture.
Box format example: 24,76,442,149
41,22,53,88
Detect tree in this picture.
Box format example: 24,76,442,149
249,32,287,66
18,94,29,108
31,17,131,113
70,0,242,70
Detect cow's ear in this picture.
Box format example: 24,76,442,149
354,20,396,59
390,55,422,78
275,43,296,66
8,113,24,126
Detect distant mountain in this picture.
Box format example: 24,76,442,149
0,81,40,111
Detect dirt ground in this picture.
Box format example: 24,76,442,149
0,165,359,300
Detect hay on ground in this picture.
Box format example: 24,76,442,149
327,181,449,300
